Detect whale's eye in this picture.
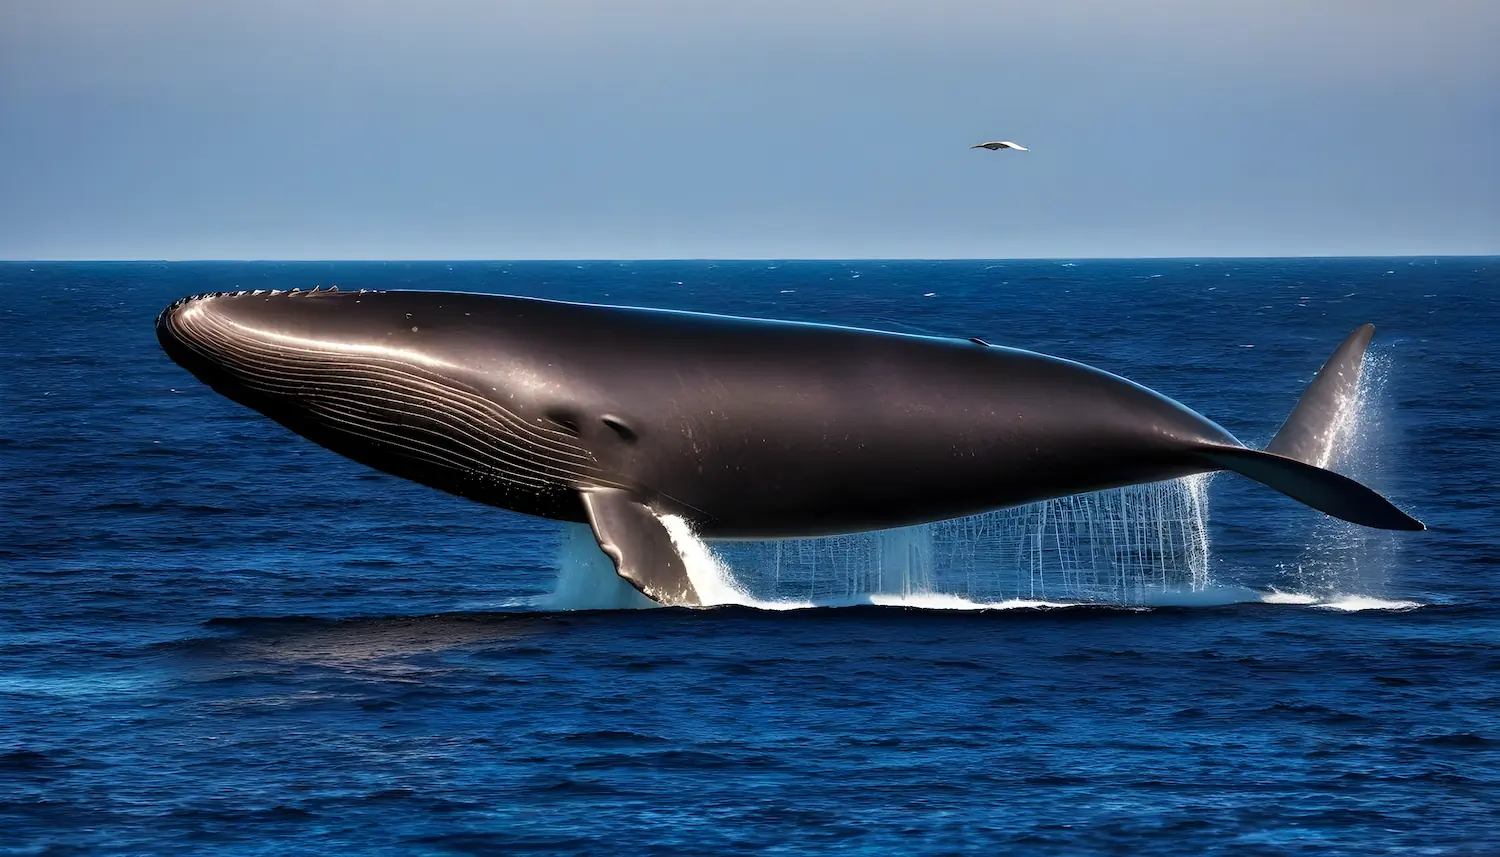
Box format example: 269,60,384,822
601,415,638,442
544,409,582,436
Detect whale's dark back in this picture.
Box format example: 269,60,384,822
473,295,1240,535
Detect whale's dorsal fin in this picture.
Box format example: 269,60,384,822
1266,323,1375,468
579,488,701,606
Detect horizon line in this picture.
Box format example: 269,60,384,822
3,253,1497,264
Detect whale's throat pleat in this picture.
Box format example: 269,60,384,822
166,304,613,517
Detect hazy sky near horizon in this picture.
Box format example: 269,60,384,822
1,0,1496,260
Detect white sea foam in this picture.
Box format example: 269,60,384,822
1260,589,1321,605
862,593,1072,610
1258,590,1422,610
1316,595,1423,612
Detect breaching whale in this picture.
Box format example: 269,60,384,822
156,288,1423,606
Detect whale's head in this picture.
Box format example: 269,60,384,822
155,289,602,517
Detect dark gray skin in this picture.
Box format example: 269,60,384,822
156,288,1423,604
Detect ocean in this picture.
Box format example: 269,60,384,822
1,258,1497,855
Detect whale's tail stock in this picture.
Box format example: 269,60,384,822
1196,324,1424,531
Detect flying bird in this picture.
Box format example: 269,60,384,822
971,141,1028,151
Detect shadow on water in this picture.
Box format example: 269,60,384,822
185,604,1148,659
178,597,1451,665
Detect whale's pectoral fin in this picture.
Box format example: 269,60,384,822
579,488,701,606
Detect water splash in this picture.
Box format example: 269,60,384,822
545,523,657,610
659,515,765,607
1275,349,1402,598
698,477,1213,607
546,476,1213,610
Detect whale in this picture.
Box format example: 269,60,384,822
155,288,1423,606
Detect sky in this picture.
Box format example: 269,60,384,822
1,0,1496,260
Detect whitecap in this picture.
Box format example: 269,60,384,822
1260,589,1320,605
1316,595,1423,612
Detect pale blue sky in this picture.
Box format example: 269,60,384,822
2,0,1496,259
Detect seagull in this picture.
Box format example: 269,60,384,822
971,141,1028,151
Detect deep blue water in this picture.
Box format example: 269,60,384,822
2,259,1498,855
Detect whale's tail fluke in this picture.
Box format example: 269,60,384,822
1197,447,1423,530
1196,324,1424,531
